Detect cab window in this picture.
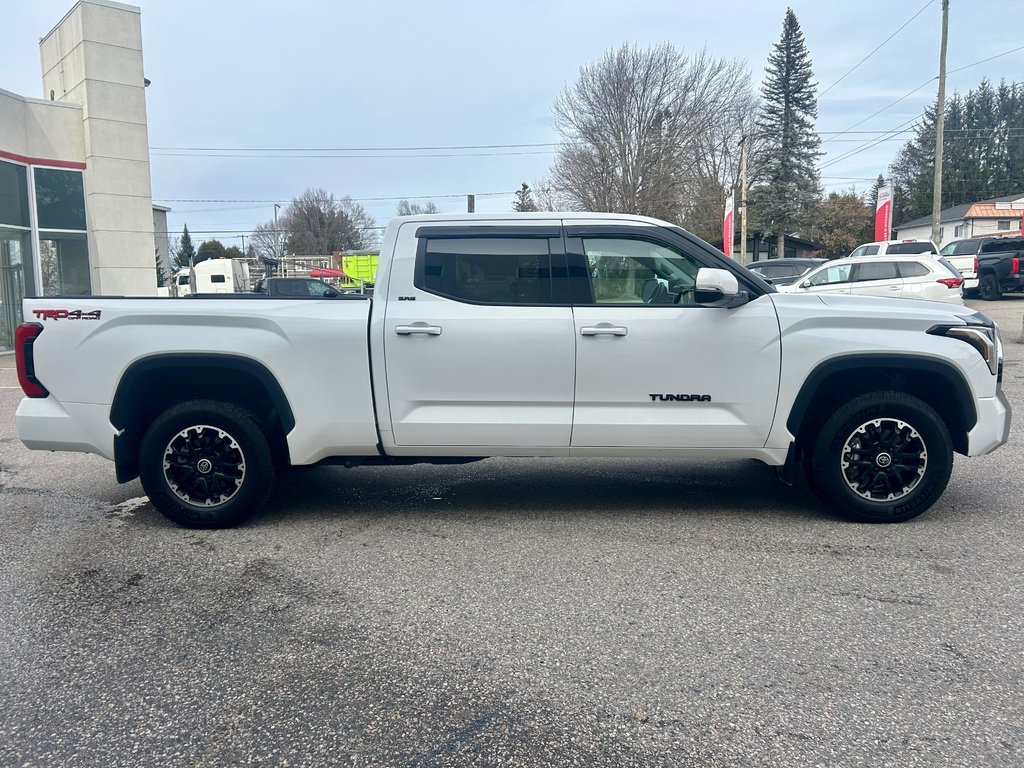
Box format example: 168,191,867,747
581,238,701,305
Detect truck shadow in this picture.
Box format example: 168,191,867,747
260,457,827,526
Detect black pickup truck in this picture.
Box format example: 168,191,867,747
977,237,1024,300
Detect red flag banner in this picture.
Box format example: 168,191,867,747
874,185,893,242
723,194,735,257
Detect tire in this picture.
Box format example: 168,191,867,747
978,272,1001,301
139,399,276,528
806,390,952,523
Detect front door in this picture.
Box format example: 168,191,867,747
382,223,575,451
566,226,781,449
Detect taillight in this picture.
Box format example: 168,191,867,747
14,323,48,398
1011,257,1019,275
937,277,963,288
973,257,979,274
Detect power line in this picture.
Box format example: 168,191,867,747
150,142,560,152
150,150,555,159
948,44,1024,74
819,0,935,99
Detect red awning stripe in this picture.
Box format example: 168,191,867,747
0,148,87,170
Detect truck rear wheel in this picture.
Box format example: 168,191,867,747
806,390,952,523
978,273,1001,301
139,399,275,528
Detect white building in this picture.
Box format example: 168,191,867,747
896,194,1024,248
0,0,161,351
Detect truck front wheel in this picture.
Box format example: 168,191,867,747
807,391,952,523
139,399,276,528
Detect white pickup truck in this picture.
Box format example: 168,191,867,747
14,213,1011,528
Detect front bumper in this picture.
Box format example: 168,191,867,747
967,388,1012,456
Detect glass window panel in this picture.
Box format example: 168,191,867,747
0,161,30,228
40,233,90,295
0,228,35,351
34,168,86,231
419,237,554,305
583,238,699,305
854,261,899,282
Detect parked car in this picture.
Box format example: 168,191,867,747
777,255,964,304
846,239,938,258
974,237,1024,300
14,213,1008,529
746,258,825,286
938,238,982,295
253,277,344,297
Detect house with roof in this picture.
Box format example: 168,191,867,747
895,194,1024,247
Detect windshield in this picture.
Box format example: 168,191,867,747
887,242,935,255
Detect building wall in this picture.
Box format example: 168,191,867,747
39,0,156,296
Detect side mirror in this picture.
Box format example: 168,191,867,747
800,280,811,289
695,267,745,307
324,289,339,297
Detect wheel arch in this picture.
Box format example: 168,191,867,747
786,354,977,456
111,354,295,482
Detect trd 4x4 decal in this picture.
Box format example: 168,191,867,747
32,309,102,321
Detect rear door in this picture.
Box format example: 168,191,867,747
566,224,781,449
382,222,575,451
850,260,903,297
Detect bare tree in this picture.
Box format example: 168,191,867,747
550,42,754,231
249,220,283,260
249,189,378,257
396,199,440,216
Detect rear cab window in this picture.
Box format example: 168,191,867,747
416,235,564,305
886,242,934,255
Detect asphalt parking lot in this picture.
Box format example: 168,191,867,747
1,297,1022,767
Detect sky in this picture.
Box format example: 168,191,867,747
2,0,1022,248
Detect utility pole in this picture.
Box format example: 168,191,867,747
273,203,281,262
467,194,475,213
930,0,949,248
739,134,749,265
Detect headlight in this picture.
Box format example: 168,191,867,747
928,321,1002,377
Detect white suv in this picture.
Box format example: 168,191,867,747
847,240,938,258
778,255,964,303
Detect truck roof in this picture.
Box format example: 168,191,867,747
391,212,676,227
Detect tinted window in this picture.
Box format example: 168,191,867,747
418,237,554,304
0,161,30,228
581,237,701,305
34,168,86,230
898,262,930,278
854,261,899,282
807,263,852,286
275,280,309,297
305,280,333,296
863,245,880,256
849,246,866,258
954,239,980,255
886,242,934,255
210,274,226,283
979,239,1024,254
177,275,190,285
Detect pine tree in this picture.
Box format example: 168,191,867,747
889,79,1024,225
752,8,821,258
174,224,196,270
154,248,168,287
512,182,538,212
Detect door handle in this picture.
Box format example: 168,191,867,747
395,323,442,336
580,324,628,337
888,286,900,291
